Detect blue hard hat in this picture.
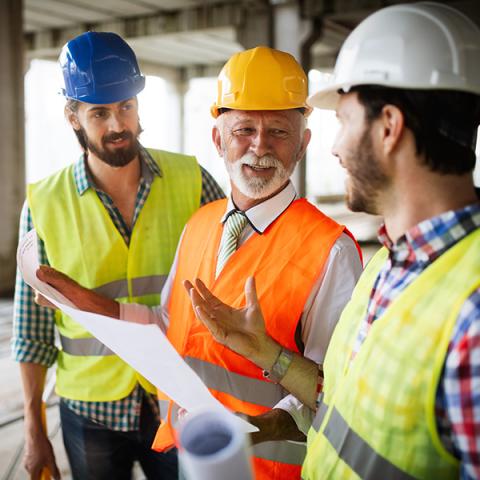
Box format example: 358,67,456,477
59,31,145,104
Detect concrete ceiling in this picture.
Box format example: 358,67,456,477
23,0,480,74
24,0,238,32
24,0,244,71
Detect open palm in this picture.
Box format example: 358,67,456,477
183,277,271,364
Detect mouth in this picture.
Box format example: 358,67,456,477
105,136,131,148
243,164,275,174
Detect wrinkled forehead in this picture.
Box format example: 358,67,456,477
220,108,304,127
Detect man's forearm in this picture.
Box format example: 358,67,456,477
20,362,47,433
249,336,319,410
248,408,306,444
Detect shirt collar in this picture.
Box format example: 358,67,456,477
73,145,162,196
378,202,480,264
221,181,297,234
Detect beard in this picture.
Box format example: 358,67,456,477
343,127,388,215
224,152,296,200
80,125,142,168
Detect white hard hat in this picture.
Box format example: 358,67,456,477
308,2,480,110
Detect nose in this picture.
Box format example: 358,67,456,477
331,130,341,159
107,112,125,132
250,129,271,158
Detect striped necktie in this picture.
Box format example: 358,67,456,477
216,211,248,278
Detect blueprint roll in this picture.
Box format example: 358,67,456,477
178,409,254,480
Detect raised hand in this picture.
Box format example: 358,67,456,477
36,265,119,318
183,277,280,370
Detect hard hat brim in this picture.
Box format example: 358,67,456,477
307,87,341,111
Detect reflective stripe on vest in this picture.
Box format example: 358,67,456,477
185,356,286,408
323,406,416,480
253,441,305,466
93,274,168,298
312,396,328,432
158,399,306,466
60,334,114,356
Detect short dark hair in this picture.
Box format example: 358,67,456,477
351,85,480,175
65,99,88,151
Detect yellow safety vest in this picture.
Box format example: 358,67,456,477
303,228,480,479
28,149,202,401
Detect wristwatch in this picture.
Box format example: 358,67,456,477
262,347,294,383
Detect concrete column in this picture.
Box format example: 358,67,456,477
0,0,25,295
273,2,312,197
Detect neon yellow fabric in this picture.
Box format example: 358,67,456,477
28,149,202,401
303,229,480,479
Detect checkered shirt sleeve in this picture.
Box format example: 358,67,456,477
11,201,57,367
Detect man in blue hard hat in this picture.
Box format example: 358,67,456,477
12,31,224,480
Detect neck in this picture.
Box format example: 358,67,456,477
231,181,289,211
382,170,478,242
86,152,141,195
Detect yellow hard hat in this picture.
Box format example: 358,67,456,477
211,46,312,118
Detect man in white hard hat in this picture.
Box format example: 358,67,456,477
183,2,480,478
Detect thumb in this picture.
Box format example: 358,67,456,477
47,460,61,480
245,276,259,308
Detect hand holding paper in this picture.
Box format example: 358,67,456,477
17,229,257,434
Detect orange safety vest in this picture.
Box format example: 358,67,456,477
153,198,357,479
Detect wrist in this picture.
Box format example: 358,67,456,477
251,335,281,371
262,347,294,383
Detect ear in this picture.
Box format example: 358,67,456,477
212,126,224,157
297,128,312,162
377,105,405,155
66,109,81,131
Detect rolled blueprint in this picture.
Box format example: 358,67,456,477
178,409,254,480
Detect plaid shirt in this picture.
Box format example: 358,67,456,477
352,203,480,479
12,146,225,431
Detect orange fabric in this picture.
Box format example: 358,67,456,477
152,400,177,451
253,458,301,479
153,198,352,478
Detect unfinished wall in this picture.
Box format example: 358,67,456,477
0,0,25,295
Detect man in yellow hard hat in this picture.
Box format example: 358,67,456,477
36,46,362,479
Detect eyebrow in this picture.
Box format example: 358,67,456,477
87,100,133,113
87,106,108,113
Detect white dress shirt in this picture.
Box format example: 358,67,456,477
121,181,362,434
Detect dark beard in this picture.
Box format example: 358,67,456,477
82,127,141,168
345,128,388,215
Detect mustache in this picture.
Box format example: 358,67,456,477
241,153,280,168
103,131,135,143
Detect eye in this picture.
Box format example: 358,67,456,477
233,127,255,136
122,102,135,112
92,110,107,119
270,129,288,138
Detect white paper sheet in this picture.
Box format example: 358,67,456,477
18,229,257,434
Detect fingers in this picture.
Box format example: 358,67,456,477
36,265,60,284
37,265,76,291
194,279,225,309
183,279,223,312
245,276,259,308
47,459,61,480
33,292,56,310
